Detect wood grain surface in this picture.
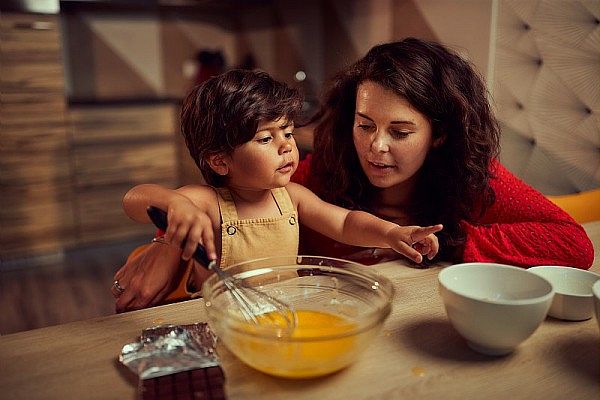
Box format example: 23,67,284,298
1,222,598,400
0,13,73,258
69,104,178,244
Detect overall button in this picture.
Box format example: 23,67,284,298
289,216,296,225
227,226,237,235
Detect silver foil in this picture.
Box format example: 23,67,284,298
119,323,219,379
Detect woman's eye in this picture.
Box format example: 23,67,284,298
390,130,411,139
257,136,272,144
357,124,373,131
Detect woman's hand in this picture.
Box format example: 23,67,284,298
386,224,443,263
164,197,217,261
113,242,184,312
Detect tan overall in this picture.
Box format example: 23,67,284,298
215,187,299,267
175,186,299,297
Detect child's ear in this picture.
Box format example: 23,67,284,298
207,153,229,176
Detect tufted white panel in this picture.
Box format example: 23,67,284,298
494,0,599,195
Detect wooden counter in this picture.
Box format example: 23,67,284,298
0,222,598,399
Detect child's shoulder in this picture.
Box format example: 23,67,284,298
284,181,305,196
284,181,316,207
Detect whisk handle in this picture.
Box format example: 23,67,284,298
146,205,169,231
146,206,212,268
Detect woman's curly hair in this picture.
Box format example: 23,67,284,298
307,38,500,261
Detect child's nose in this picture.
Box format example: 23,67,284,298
279,141,292,154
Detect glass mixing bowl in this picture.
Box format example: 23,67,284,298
202,255,394,379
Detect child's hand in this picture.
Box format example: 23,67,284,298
386,224,443,264
163,197,216,261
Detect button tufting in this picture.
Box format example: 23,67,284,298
496,1,599,193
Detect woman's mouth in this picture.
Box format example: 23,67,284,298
367,160,396,171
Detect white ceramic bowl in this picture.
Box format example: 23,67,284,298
528,266,600,321
591,280,600,330
439,263,554,356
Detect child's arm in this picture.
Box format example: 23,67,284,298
123,184,218,261
287,182,443,263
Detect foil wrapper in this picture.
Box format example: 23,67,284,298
120,323,219,380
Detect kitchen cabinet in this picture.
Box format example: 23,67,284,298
0,12,75,259
0,12,179,260
68,103,178,244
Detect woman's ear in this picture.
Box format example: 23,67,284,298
433,134,446,148
207,153,229,176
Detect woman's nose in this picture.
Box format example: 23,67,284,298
371,132,389,153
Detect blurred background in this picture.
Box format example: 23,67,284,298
1,0,598,333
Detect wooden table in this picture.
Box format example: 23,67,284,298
1,222,599,400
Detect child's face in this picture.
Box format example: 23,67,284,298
224,117,299,191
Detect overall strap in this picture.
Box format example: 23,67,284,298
215,187,238,223
271,187,295,215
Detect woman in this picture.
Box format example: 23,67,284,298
113,38,593,312
295,37,593,268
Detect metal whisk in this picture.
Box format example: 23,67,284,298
146,206,296,331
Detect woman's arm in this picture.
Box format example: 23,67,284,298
462,161,594,269
114,241,184,312
114,184,220,312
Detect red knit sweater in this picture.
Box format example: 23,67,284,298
291,156,594,269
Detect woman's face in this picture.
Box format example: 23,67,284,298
352,80,434,193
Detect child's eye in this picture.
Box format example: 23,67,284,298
284,131,295,139
256,136,272,144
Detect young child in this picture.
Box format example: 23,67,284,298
123,69,442,288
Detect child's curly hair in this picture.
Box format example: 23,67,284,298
181,69,303,186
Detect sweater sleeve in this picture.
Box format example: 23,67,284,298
461,161,594,269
